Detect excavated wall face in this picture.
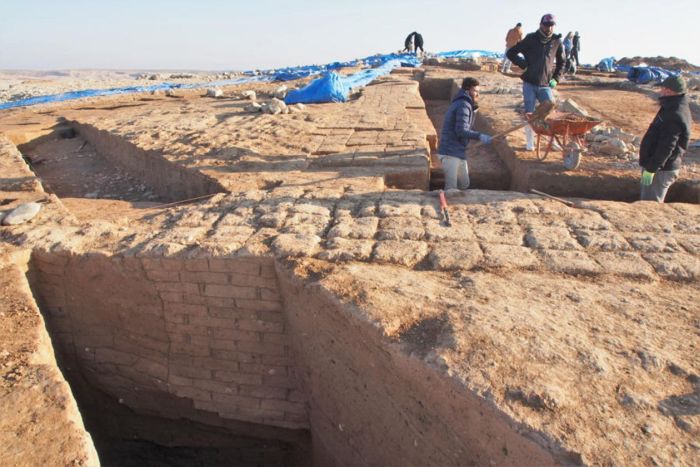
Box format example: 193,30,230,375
276,268,561,467
64,121,227,202
28,251,309,434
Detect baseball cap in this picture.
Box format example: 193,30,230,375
540,14,556,25
659,75,687,94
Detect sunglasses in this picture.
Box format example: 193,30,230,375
542,22,555,26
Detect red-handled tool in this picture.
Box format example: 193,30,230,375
439,190,451,227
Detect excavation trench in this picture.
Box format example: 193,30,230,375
418,77,699,203
26,251,563,466
16,121,227,220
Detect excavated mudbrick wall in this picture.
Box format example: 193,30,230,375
29,251,308,431
66,121,227,201
276,266,566,467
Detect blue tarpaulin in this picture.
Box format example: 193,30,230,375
597,57,616,72
285,72,349,104
285,55,422,105
0,49,483,110
435,49,503,59
627,66,678,84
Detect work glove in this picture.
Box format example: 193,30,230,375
548,79,558,88
641,170,655,186
479,133,493,144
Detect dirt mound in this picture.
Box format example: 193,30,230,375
618,56,700,71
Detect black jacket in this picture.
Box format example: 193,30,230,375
639,94,691,172
414,33,424,47
507,30,565,86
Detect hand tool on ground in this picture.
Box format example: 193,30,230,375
530,188,574,207
438,190,451,226
468,100,556,151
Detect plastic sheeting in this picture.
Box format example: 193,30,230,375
627,66,678,84
435,49,503,59
0,49,472,110
597,57,616,72
285,72,349,104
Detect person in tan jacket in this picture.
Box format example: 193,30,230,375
501,22,523,73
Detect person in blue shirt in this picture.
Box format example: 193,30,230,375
437,77,493,190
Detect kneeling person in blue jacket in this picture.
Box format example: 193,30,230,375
437,77,492,190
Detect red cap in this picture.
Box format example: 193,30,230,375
540,14,556,25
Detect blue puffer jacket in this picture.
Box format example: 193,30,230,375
438,89,481,160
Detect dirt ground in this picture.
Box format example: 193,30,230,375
1,63,699,466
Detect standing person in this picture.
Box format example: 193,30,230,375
403,32,414,54
437,77,493,190
563,31,574,74
572,32,581,67
413,32,424,55
501,22,523,73
639,76,691,202
507,13,565,150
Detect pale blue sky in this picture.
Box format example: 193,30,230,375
1,0,698,70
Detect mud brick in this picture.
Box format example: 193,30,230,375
210,327,260,343
229,274,278,288
203,296,237,308
155,281,199,295
166,322,210,336
261,354,291,366
240,363,288,376
236,340,286,356
95,348,138,365
209,259,260,275
212,392,262,408
235,299,282,312
168,373,194,386
146,270,180,282
137,304,164,315
183,294,206,305
239,385,287,400
140,258,164,270
262,332,288,345
263,374,299,388
192,378,236,394
167,303,208,317
284,412,309,425
74,331,114,348
209,338,237,351
180,271,229,284
133,357,168,381
120,256,144,272
209,306,256,320
211,350,261,363
257,310,285,323
193,399,218,412
169,342,211,357
32,251,69,267
240,407,284,421
193,357,239,372
260,262,277,278
160,258,185,271
288,390,306,403
261,399,306,415
214,370,263,385
184,259,210,272
114,332,169,355
36,270,64,285
259,288,281,301
237,319,284,334
172,385,212,402
203,284,257,299
171,364,212,379
159,291,184,303
188,315,237,329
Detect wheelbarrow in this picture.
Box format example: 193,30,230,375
529,112,602,170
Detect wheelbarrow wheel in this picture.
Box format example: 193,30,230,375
563,147,582,170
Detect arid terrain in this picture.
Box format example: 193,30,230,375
1,60,699,466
